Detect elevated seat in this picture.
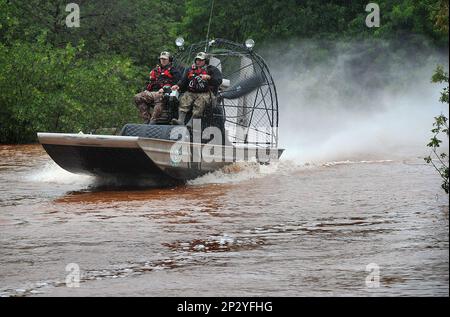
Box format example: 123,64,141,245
120,124,186,140
121,103,229,145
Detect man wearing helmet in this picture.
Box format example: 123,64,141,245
171,51,222,126
134,51,181,124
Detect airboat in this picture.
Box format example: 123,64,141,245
38,38,283,184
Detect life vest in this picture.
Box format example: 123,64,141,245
147,65,175,91
187,65,209,93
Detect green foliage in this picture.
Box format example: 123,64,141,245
432,0,449,34
2,0,185,66
0,38,139,143
421,0,449,194
178,0,449,45
432,65,450,103
425,66,449,194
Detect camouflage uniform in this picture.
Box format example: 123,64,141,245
178,91,214,117
174,56,222,125
134,54,181,124
134,90,163,124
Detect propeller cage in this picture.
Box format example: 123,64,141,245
173,39,279,149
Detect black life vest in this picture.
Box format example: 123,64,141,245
187,65,209,93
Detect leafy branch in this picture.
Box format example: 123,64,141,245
425,66,449,194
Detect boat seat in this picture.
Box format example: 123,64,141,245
120,105,229,145
119,124,187,140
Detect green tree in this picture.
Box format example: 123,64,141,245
0,37,140,143
425,66,449,193
2,0,185,66
178,0,449,45
424,0,449,193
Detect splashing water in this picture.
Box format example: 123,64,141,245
25,161,94,186
262,40,449,164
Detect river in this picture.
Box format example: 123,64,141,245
0,144,448,296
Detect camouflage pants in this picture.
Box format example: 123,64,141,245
179,91,214,117
134,90,163,123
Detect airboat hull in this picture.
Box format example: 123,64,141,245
38,133,283,183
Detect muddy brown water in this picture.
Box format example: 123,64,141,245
0,144,448,296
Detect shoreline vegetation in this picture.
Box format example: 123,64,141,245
1,0,449,144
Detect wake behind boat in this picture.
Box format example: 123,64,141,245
38,39,284,184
